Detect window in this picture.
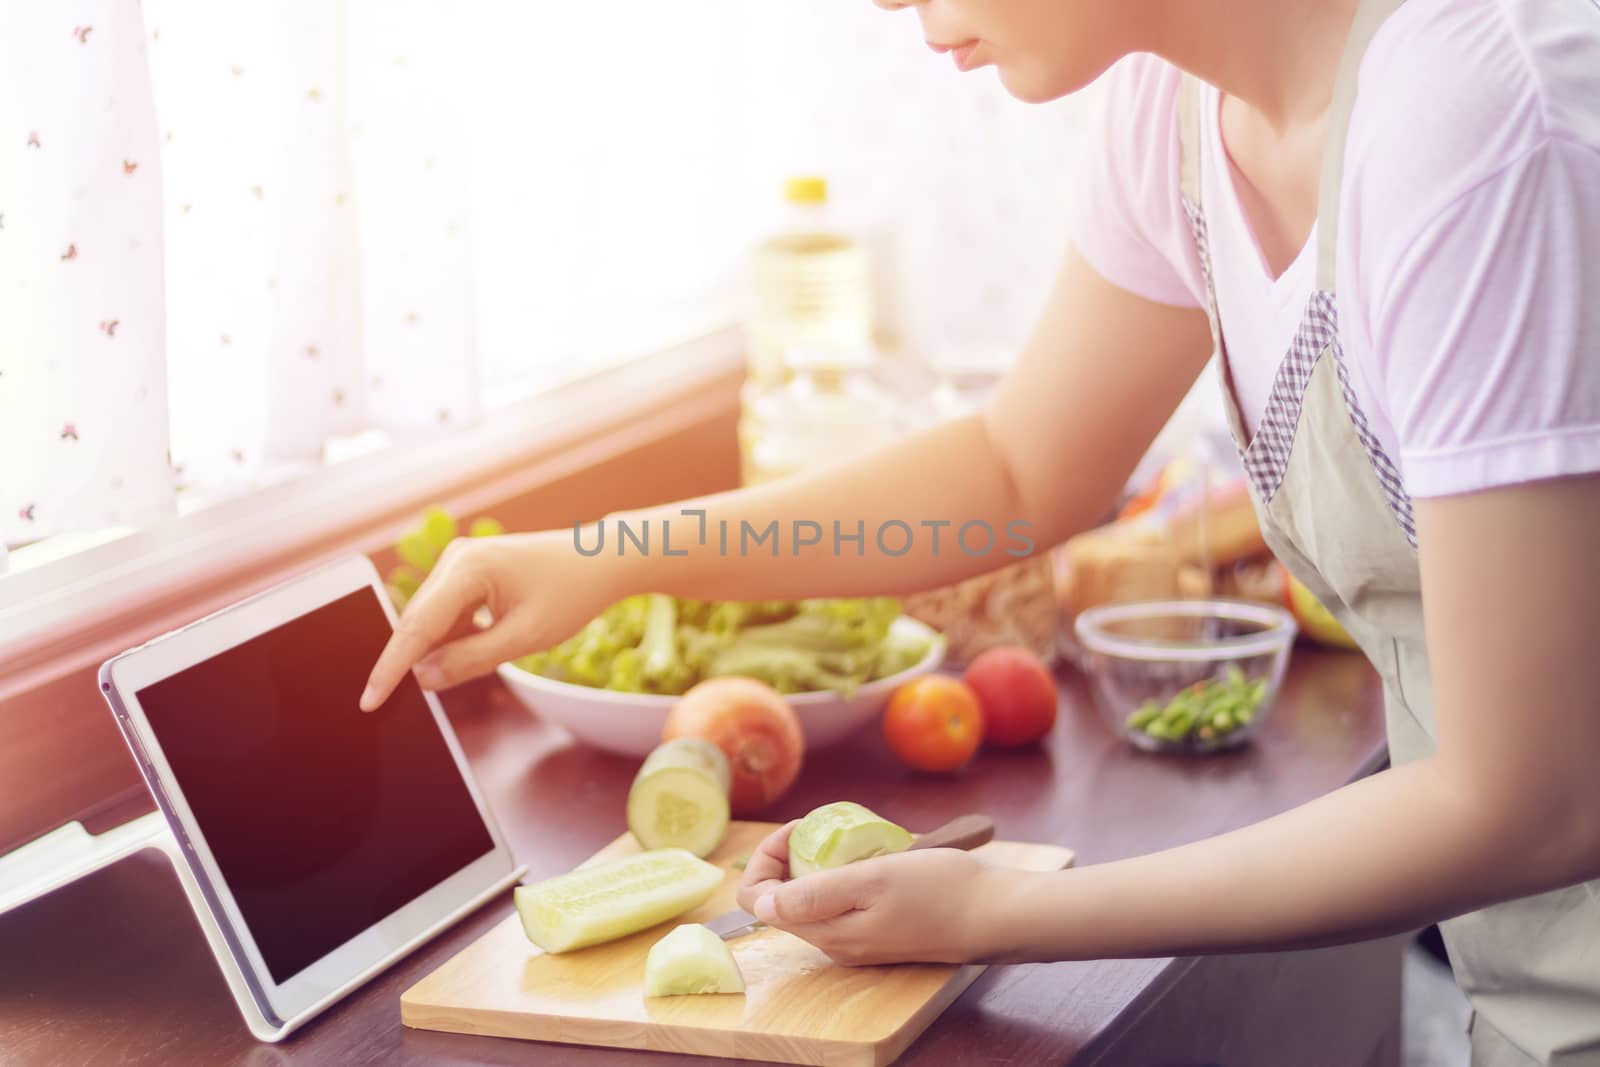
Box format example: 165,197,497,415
2,0,1089,577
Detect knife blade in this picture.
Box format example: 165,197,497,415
703,906,766,942
706,813,995,941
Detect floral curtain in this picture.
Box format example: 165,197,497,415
1,0,476,547
2,2,174,542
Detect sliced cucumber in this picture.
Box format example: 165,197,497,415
788,801,915,878
514,848,724,954
643,923,746,997
627,738,732,858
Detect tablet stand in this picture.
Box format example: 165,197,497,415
1,813,289,1039
1,813,170,916
0,815,523,1042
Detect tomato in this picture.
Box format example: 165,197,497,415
882,676,984,772
962,646,1058,747
663,678,804,814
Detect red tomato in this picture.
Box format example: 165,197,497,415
962,646,1058,747
882,676,984,772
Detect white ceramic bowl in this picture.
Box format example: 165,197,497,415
495,616,946,757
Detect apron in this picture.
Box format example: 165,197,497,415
1173,0,1600,1061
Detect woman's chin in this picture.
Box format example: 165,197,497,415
996,61,1104,104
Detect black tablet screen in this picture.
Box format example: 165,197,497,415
136,587,495,984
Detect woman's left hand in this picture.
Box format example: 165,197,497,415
734,821,1022,966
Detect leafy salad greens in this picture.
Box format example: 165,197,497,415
512,595,933,696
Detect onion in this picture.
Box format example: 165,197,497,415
662,678,804,815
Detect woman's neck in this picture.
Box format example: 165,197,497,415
1140,0,1363,130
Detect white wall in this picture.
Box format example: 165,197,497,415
457,1,1095,383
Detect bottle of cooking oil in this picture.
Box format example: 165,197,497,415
744,346,902,486
739,176,875,483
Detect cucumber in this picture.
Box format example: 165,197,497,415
514,849,724,954
627,739,732,858
788,801,915,878
643,923,746,997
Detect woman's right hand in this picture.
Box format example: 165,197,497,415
360,529,618,711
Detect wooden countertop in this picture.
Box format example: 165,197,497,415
0,648,1390,1066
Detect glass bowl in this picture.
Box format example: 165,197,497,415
1073,599,1297,754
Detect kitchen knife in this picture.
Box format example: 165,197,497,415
704,813,996,941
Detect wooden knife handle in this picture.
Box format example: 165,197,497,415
909,813,995,853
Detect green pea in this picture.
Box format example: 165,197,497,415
1211,710,1236,731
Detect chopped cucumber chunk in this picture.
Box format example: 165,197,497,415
627,739,731,858
643,923,746,997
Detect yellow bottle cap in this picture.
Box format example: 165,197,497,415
784,176,828,205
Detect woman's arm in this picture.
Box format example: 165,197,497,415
738,475,1600,964
362,250,1211,702
608,248,1213,602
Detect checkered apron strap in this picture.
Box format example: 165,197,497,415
1172,56,1416,543
1175,74,1250,454
1311,0,1420,544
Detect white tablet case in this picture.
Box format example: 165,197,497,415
159,824,523,1042
3,555,525,1042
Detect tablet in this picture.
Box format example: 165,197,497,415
98,554,521,1041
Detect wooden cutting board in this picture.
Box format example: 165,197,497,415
401,821,1074,1067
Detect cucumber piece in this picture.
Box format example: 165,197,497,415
627,739,732,858
514,849,724,954
643,923,746,997
788,801,915,878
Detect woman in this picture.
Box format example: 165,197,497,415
363,0,1600,1060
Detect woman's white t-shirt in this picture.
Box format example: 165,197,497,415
1070,0,1600,498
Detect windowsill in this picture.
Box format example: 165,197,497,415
5,527,140,575
0,326,744,661
0,325,747,856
